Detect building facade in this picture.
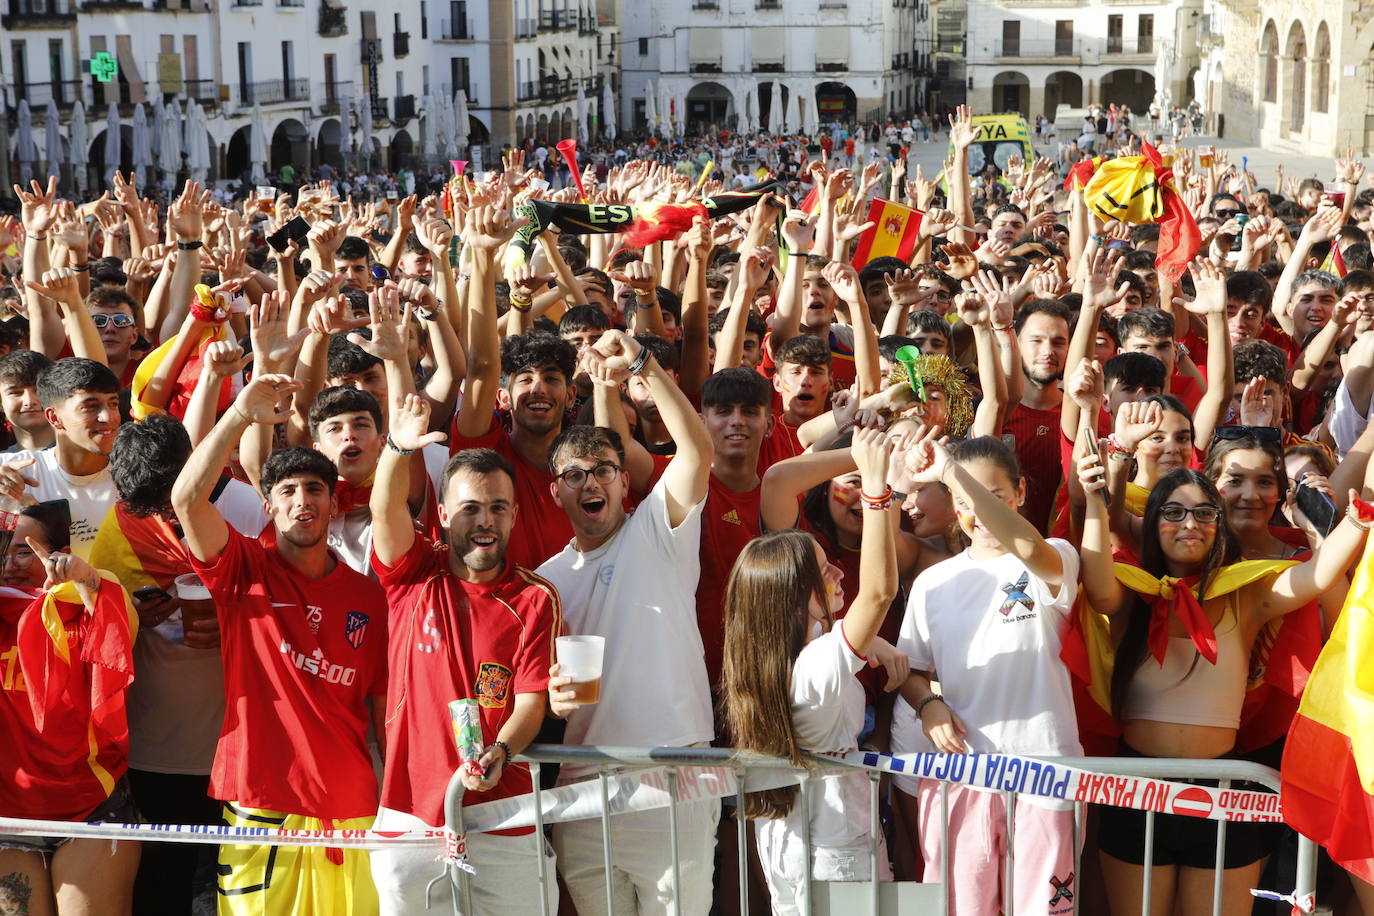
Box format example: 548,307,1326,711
962,0,1199,120
617,0,930,137
1200,0,1374,157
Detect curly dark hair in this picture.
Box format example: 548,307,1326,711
110,412,193,517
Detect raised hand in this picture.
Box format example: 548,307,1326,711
389,393,448,452
935,241,978,280
13,177,59,235
25,267,83,309
948,104,978,150
779,209,816,254
968,268,1014,327
465,205,527,253
1065,358,1104,412
413,216,455,258
28,539,100,593
348,284,412,363
232,373,301,425
885,268,933,311
1238,375,1280,427
1183,259,1227,316
249,290,311,369
1081,247,1128,311
1113,400,1164,451
917,207,958,240
905,163,938,208
851,424,894,488
396,276,440,313
203,340,251,379
608,260,657,298
821,261,864,305
588,328,644,381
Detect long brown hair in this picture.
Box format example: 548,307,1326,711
720,530,827,819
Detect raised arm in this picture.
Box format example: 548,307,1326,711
823,261,881,398
1060,247,1125,439
1259,496,1370,623
370,394,447,566
588,330,711,526
676,217,714,400
1272,206,1341,338
456,206,525,438
1184,259,1234,447
946,106,979,247
1076,417,1127,614
838,428,899,655
760,446,858,532
171,374,300,564
713,247,772,372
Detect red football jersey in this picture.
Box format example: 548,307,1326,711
373,537,561,830
452,415,575,569
193,529,388,820
1003,402,1064,535
757,415,804,475
695,475,762,687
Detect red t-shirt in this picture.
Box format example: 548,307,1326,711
695,475,762,687
192,529,388,819
453,415,575,569
1169,371,1204,413
0,582,135,820
373,536,561,829
1003,401,1064,535
757,415,804,475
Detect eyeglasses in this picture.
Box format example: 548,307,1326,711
554,462,621,487
1159,503,1223,524
1212,425,1282,444
90,313,136,329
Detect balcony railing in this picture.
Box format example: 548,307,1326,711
82,0,146,10
517,80,538,101
3,0,76,25
318,2,346,35
371,98,389,121
184,79,222,105
538,76,576,102
316,80,353,114
691,0,717,7
232,0,262,6
753,59,785,71
440,17,473,39
243,78,310,105
538,8,572,29
996,38,1082,59
393,31,409,56
514,17,535,37
577,13,595,33
7,79,84,109
392,94,416,121
756,0,780,8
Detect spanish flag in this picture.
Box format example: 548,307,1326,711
851,198,923,270
89,502,190,593
1281,534,1374,883
129,323,233,421
1321,243,1348,278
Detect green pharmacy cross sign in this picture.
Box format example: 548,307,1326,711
88,52,118,83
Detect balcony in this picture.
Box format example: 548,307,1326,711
538,8,573,29
753,59,785,72
756,0,780,7
7,80,84,110
243,78,310,105
577,13,596,33
439,17,473,39
538,76,576,102
816,59,846,72
995,38,1082,61
316,80,353,114
819,0,847,6
232,0,262,6
318,2,346,35
517,80,538,101
370,98,389,122
392,94,416,122
691,0,717,7
184,79,222,106
278,0,304,7
81,0,146,10
393,30,409,56
2,0,76,26
361,37,383,63
514,18,535,37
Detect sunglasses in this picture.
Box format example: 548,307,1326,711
1212,425,1282,444
90,313,136,329
1159,503,1223,524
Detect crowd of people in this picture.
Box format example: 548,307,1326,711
0,99,1372,916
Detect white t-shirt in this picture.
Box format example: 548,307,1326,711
537,481,711,757
892,540,1082,761
1,449,115,560
784,628,872,848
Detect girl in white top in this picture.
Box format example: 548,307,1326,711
721,426,904,915
891,435,1081,916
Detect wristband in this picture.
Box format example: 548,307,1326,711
1104,434,1136,460
626,346,652,376
177,239,204,250
385,434,415,456
914,694,946,718
860,486,894,510
508,295,533,313
788,252,806,258
26,233,47,241
991,323,1014,333
72,262,91,272
1089,234,1105,244
1347,499,1374,531
490,740,512,765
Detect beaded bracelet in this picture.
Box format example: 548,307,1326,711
860,486,894,510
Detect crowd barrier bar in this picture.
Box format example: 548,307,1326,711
437,744,1319,916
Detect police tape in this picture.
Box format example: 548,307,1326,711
0,751,1283,848
836,751,1285,824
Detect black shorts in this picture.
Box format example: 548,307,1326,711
0,776,143,855
1096,745,1279,869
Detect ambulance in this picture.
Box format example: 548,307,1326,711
951,113,1037,174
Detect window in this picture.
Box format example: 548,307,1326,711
1137,14,1153,54
237,40,252,100
1001,20,1019,57
1261,21,1278,103
11,41,27,96
638,36,648,56
1312,22,1330,113
420,1,428,39
281,40,293,83
1107,15,1122,53
1054,20,1073,57
450,56,470,95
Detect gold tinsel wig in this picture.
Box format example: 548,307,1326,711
886,353,974,438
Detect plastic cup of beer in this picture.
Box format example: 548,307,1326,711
174,573,218,650
256,186,276,212
555,635,604,705
1199,152,1214,169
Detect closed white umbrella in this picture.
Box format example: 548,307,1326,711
454,89,470,157
131,102,151,186
103,102,121,184
743,84,756,134
43,100,61,184
149,96,164,164
250,104,269,181
661,85,673,137
15,101,38,186
357,97,373,170
160,99,183,187
786,86,801,136
645,80,657,134
601,79,615,140
69,100,89,194
766,84,781,136
438,91,455,159
576,83,588,143
421,95,436,158
185,101,211,182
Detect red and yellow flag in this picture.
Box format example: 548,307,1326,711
1282,535,1374,883
851,198,923,269
1321,243,1348,278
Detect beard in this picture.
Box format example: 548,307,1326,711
1025,365,1063,388
448,528,508,573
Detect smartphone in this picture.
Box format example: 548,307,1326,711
266,215,311,253
133,585,173,603
1295,476,1339,538
1081,427,1110,507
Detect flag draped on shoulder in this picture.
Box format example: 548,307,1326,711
1082,142,1200,284
1282,535,1374,883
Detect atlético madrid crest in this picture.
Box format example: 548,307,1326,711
345,611,370,649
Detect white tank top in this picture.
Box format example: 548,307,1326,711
1123,598,1248,729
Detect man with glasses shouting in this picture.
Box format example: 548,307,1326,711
538,328,718,916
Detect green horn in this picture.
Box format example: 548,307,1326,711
893,345,926,401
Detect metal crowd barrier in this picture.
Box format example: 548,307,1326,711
433,744,1319,916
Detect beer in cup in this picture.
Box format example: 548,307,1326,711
555,635,604,705
174,573,219,650
256,186,276,212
